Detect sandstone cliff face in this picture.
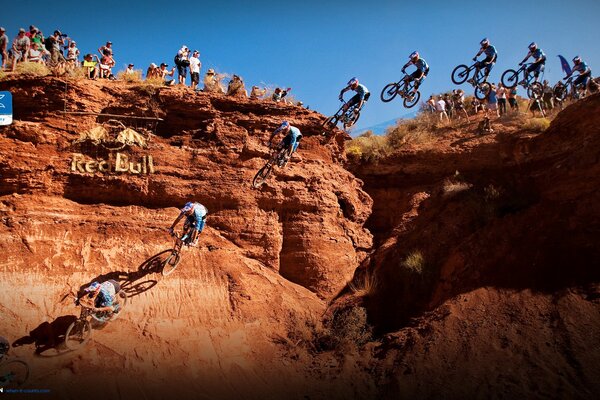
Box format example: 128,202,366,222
0,76,373,399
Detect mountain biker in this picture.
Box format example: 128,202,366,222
268,121,302,161
401,51,429,91
470,38,497,84
339,77,370,113
566,56,592,95
169,202,208,246
82,280,121,313
519,42,546,84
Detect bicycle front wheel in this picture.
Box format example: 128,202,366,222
65,319,92,350
451,64,470,85
501,69,519,88
403,90,421,108
475,82,491,100
0,360,29,387
380,83,399,102
321,115,339,136
162,250,181,276
527,82,543,99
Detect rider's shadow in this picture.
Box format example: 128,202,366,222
13,315,77,356
78,250,172,298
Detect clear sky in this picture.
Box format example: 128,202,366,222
3,0,599,130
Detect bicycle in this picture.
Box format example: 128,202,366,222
451,62,492,100
380,75,421,108
64,288,127,350
252,145,290,189
0,354,29,389
500,63,543,99
162,225,197,276
553,74,589,102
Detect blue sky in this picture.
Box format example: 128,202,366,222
3,0,599,130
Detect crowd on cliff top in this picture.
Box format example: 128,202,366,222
0,25,300,105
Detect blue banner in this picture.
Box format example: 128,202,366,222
0,91,12,125
557,55,572,76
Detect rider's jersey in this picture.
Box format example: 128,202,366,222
352,83,369,100
572,61,591,76
403,58,429,73
181,203,208,231
527,48,546,62
284,126,302,151
95,281,116,308
478,45,497,62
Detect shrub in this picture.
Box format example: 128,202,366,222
328,306,372,349
15,62,50,77
348,272,377,298
523,117,550,132
117,69,143,83
402,250,425,274
345,131,390,163
0,69,4,81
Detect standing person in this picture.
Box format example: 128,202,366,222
445,93,454,120
426,95,436,113
436,95,449,123
0,27,8,70
487,84,499,117
189,50,201,90
65,41,80,66
175,45,190,85
542,80,554,111
11,28,30,71
508,86,519,111
496,83,507,115
453,89,470,121
98,41,113,56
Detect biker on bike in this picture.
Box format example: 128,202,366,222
566,56,592,95
268,121,302,160
339,77,370,113
82,280,121,313
518,42,546,84
470,38,497,84
169,202,208,247
401,51,429,91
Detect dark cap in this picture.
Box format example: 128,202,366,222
160,63,168,67
128,63,134,67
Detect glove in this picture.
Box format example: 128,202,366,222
401,69,406,74
338,95,343,102
168,227,174,235
519,62,524,66
472,57,477,62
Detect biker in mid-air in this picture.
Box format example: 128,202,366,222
169,202,208,246
268,121,302,161
81,280,121,313
566,56,593,96
470,38,497,84
401,51,429,91
518,42,546,84
339,77,370,113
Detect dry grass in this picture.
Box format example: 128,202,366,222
523,117,550,132
117,69,143,83
0,69,5,81
346,131,390,163
135,77,164,95
14,62,50,77
327,306,372,350
64,65,86,81
386,113,437,148
348,272,377,298
402,250,425,274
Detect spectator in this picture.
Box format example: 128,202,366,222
542,80,554,112
0,27,8,70
426,95,436,113
189,50,201,90
496,83,507,115
436,95,449,122
146,63,160,80
487,84,499,117
250,85,267,99
45,30,65,65
472,98,482,114
203,69,223,93
27,42,45,64
453,89,470,121
478,116,494,134
272,87,291,102
226,75,247,97
530,98,545,117
25,25,38,39
175,45,190,85
445,93,454,120
158,62,176,86
99,53,115,79
125,63,135,74
98,41,113,56
82,53,100,79
508,86,518,111
66,41,80,66
31,30,44,51
11,28,30,71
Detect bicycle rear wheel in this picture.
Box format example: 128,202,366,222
501,69,519,88
343,109,360,129
380,83,399,102
475,82,491,100
162,250,181,276
65,319,92,350
0,360,29,387
527,82,543,99
321,115,339,136
451,64,470,85
403,90,421,108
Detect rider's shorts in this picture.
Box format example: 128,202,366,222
527,59,545,75
574,73,591,87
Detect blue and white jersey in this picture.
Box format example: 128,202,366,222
182,203,208,231
353,83,369,100
480,45,497,61
95,281,116,308
404,58,429,72
572,61,590,75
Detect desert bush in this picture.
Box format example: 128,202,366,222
523,117,550,132
386,114,436,149
348,272,377,298
0,69,5,81
117,69,143,83
443,180,472,196
345,131,390,163
327,306,372,349
15,62,50,77
402,250,425,274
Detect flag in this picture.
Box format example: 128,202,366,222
558,55,572,76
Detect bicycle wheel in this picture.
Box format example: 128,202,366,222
475,82,491,100
501,69,519,88
252,163,273,189
64,319,92,350
380,83,399,102
0,359,29,387
451,64,470,85
553,83,568,101
343,110,360,130
403,90,421,108
527,82,543,99
321,115,339,136
162,250,181,276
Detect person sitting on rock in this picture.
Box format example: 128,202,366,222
268,121,302,164
169,202,208,247
203,69,223,93
146,63,160,80
158,62,176,86
250,85,267,99
82,53,100,79
227,74,247,97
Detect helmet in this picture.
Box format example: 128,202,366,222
181,202,194,213
409,51,419,61
280,121,290,129
84,282,101,292
480,38,489,47
528,42,537,51
347,77,359,87
573,56,581,64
